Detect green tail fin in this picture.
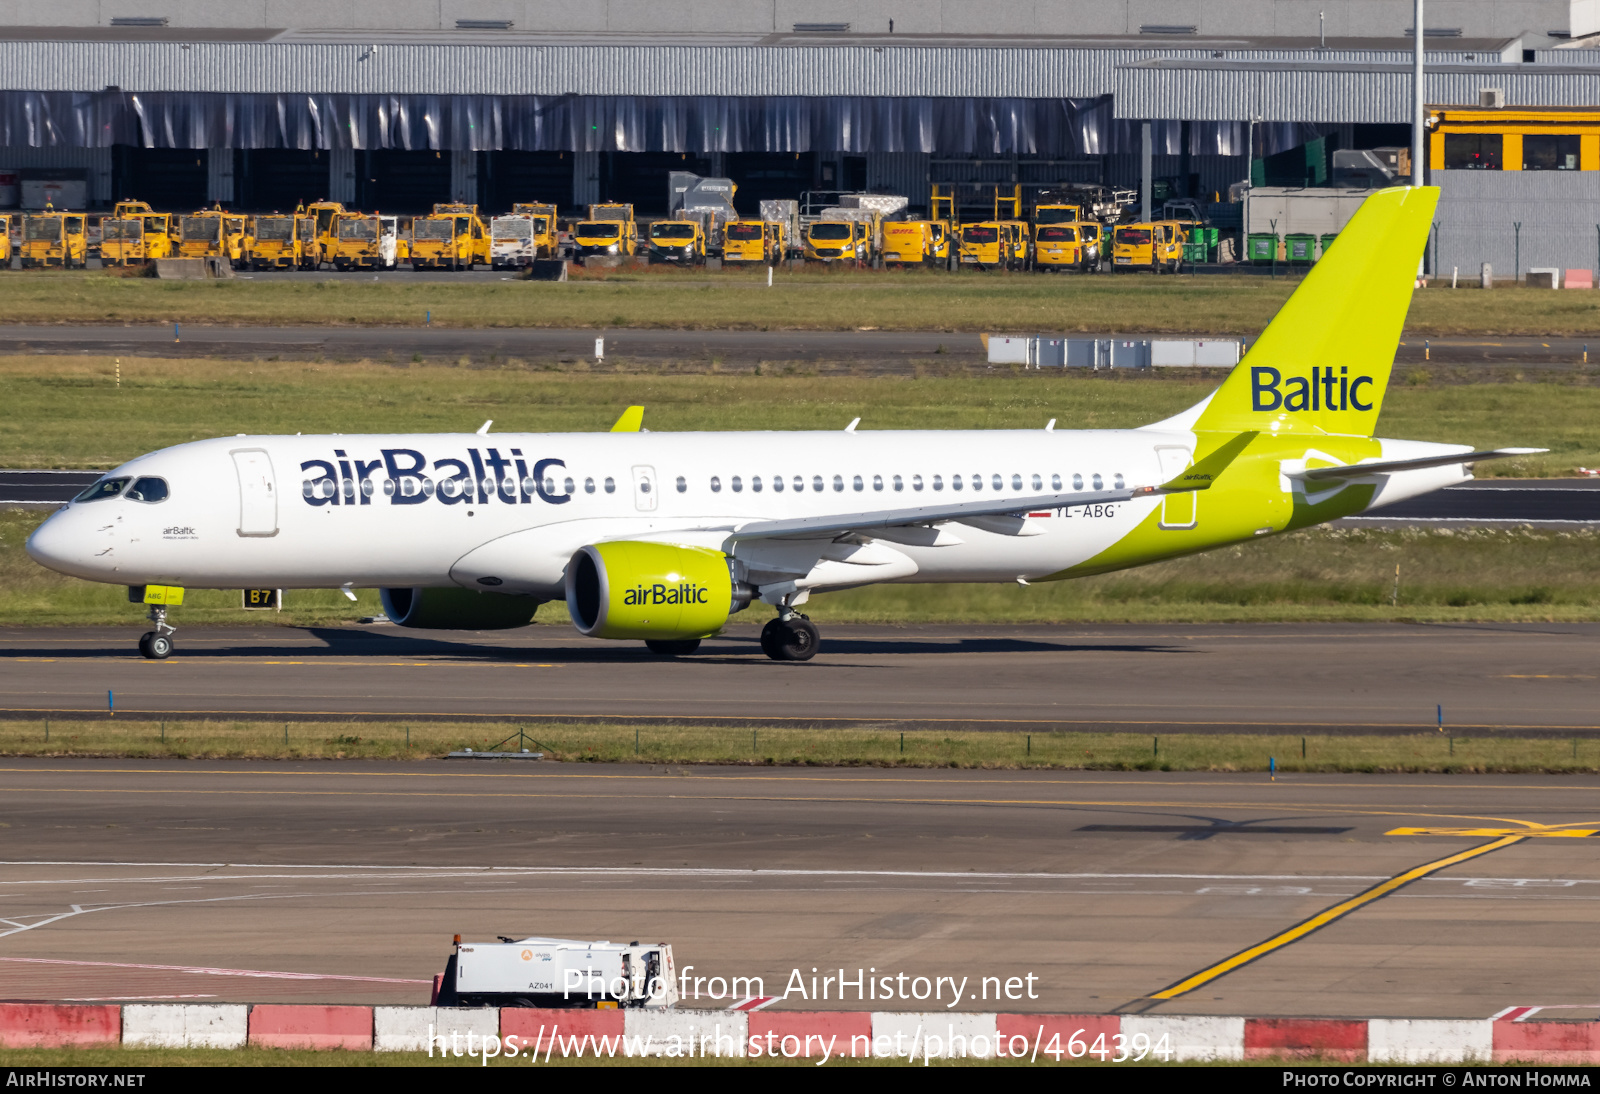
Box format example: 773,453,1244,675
1193,185,1439,438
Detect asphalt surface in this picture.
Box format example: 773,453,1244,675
0,323,1591,367
7,470,1599,526
1,762,1597,1017
4,622,1599,734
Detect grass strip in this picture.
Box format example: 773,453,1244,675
4,268,1600,336
3,720,1596,773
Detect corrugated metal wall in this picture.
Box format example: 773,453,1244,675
1434,170,1600,280
0,145,113,204
0,41,1522,98
864,151,930,208
1116,60,1600,123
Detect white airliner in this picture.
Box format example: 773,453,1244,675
26,187,1538,661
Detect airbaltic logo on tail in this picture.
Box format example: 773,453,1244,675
624,582,710,607
1252,366,1374,413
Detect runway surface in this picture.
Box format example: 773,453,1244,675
0,323,1588,367
7,470,1598,526
4,622,1600,734
2,762,1597,1017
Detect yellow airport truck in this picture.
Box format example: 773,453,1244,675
576,203,637,261
958,221,1006,269
331,213,402,270
0,214,12,265
1112,220,1186,273
101,199,171,265
98,217,145,266
1033,222,1100,272
410,211,485,270
177,210,248,266
301,200,348,264
646,219,704,265
880,219,952,267
722,219,785,264
1032,201,1083,226
247,214,303,270
511,203,560,258
19,208,88,268
803,217,873,264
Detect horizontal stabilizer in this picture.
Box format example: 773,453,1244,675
609,406,645,433
1154,431,1257,494
1300,448,1546,481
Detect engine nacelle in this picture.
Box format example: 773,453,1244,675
566,542,744,640
379,586,540,630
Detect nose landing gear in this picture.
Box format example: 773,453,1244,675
138,604,176,660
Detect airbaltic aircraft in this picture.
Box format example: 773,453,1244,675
27,186,1538,662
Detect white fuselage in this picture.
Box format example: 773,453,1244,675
24,428,1468,601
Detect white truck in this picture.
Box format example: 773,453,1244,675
490,214,537,270
434,935,679,1009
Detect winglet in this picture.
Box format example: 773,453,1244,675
609,406,645,432
1141,431,1258,496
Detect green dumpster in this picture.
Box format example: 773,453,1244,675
1319,232,1338,259
1246,233,1279,264
1203,227,1220,260
1285,233,1317,263
1183,239,1208,263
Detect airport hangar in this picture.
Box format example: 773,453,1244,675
7,4,1600,272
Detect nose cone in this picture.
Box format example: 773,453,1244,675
26,508,102,580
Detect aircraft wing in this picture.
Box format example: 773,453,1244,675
1300,447,1546,481
724,430,1258,541
727,487,1141,541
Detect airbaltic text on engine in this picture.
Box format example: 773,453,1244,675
625,583,711,606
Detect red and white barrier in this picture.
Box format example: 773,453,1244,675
1494,1019,1600,1064
747,1011,873,1058
0,1003,120,1048
1368,1018,1493,1064
247,1004,373,1051
122,1003,248,1049
9,1002,1598,1061
1245,1017,1367,1061
372,1005,498,1053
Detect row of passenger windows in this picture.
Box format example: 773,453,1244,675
302,471,1124,499
705,472,1122,494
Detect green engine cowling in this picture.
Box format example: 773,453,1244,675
566,542,743,640
380,586,540,629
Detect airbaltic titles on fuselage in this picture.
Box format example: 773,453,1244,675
300,448,571,506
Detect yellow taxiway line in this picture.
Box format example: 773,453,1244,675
1142,834,1529,1002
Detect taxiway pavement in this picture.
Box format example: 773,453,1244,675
3,622,1598,734
1,763,1596,1018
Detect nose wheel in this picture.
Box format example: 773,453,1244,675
138,604,176,660
138,632,173,659
760,615,819,662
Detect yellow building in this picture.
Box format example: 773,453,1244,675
1428,108,1600,173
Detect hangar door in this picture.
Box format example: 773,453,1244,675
231,449,279,537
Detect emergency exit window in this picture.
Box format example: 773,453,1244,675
1523,134,1581,170
1444,133,1502,170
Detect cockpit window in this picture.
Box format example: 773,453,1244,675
74,477,131,503
126,477,169,503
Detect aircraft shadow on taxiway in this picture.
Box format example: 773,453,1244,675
0,629,1193,663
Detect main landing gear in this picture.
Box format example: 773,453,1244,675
138,604,175,660
760,614,819,662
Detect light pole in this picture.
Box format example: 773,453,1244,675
1412,0,1425,186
